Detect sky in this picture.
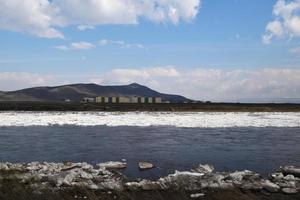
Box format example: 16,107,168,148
0,0,300,102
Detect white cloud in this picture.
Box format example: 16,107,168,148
0,0,64,39
0,72,55,91
91,67,300,102
54,45,69,50
99,39,145,49
70,42,95,49
77,25,95,31
0,0,201,38
2,67,299,102
105,66,180,82
263,0,300,44
54,41,95,50
55,39,144,50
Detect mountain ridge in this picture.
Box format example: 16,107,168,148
0,83,191,103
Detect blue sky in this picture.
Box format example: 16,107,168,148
0,0,300,102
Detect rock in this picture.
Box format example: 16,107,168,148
97,162,127,169
8,163,25,171
276,181,296,188
212,174,225,184
125,180,163,191
229,170,254,182
88,183,99,190
282,188,298,194
2,161,299,195
81,163,93,171
62,164,80,171
219,182,235,190
63,161,73,166
79,170,93,179
99,179,124,191
280,166,300,177
0,163,9,171
193,164,214,174
125,182,141,190
139,162,154,170
158,171,205,190
26,162,42,171
56,178,64,187
190,193,205,198
284,174,295,181
262,180,280,193
271,173,284,181
240,181,263,191
62,171,77,186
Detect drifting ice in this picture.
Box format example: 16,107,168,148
0,112,299,127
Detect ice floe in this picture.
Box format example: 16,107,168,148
0,112,299,127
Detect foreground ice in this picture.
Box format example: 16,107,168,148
0,112,299,127
1,161,300,194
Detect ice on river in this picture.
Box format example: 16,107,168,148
0,112,299,127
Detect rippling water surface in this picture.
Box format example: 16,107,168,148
0,112,299,179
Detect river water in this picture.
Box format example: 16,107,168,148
0,112,299,179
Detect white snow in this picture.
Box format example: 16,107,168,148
0,112,299,127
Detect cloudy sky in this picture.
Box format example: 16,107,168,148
0,0,300,102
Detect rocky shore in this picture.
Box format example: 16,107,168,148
0,161,300,200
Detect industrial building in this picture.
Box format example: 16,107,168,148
81,97,95,103
95,96,162,104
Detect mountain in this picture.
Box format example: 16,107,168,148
0,83,191,103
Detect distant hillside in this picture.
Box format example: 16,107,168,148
0,83,191,103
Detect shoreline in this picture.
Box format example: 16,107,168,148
0,102,300,112
1,162,299,200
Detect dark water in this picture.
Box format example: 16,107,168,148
0,126,300,179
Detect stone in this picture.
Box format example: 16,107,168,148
62,165,80,171
99,179,124,191
284,174,295,181
262,180,280,193
190,193,205,198
88,183,99,190
139,180,162,191
270,173,284,181
159,171,205,191
97,162,127,169
62,171,77,186
212,174,225,185
276,180,296,188
0,163,9,171
193,164,214,174
280,166,300,177
139,162,154,170
79,171,93,179
26,162,42,171
229,170,253,182
219,182,235,190
56,178,64,187
282,188,298,194
125,180,162,191
125,182,141,190
240,181,263,191
2,161,299,195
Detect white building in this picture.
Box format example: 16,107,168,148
95,96,163,104
82,97,95,103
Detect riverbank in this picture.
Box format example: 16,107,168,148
0,102,300,112
1,162,299,200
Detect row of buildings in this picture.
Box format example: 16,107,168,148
82,96,163,104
